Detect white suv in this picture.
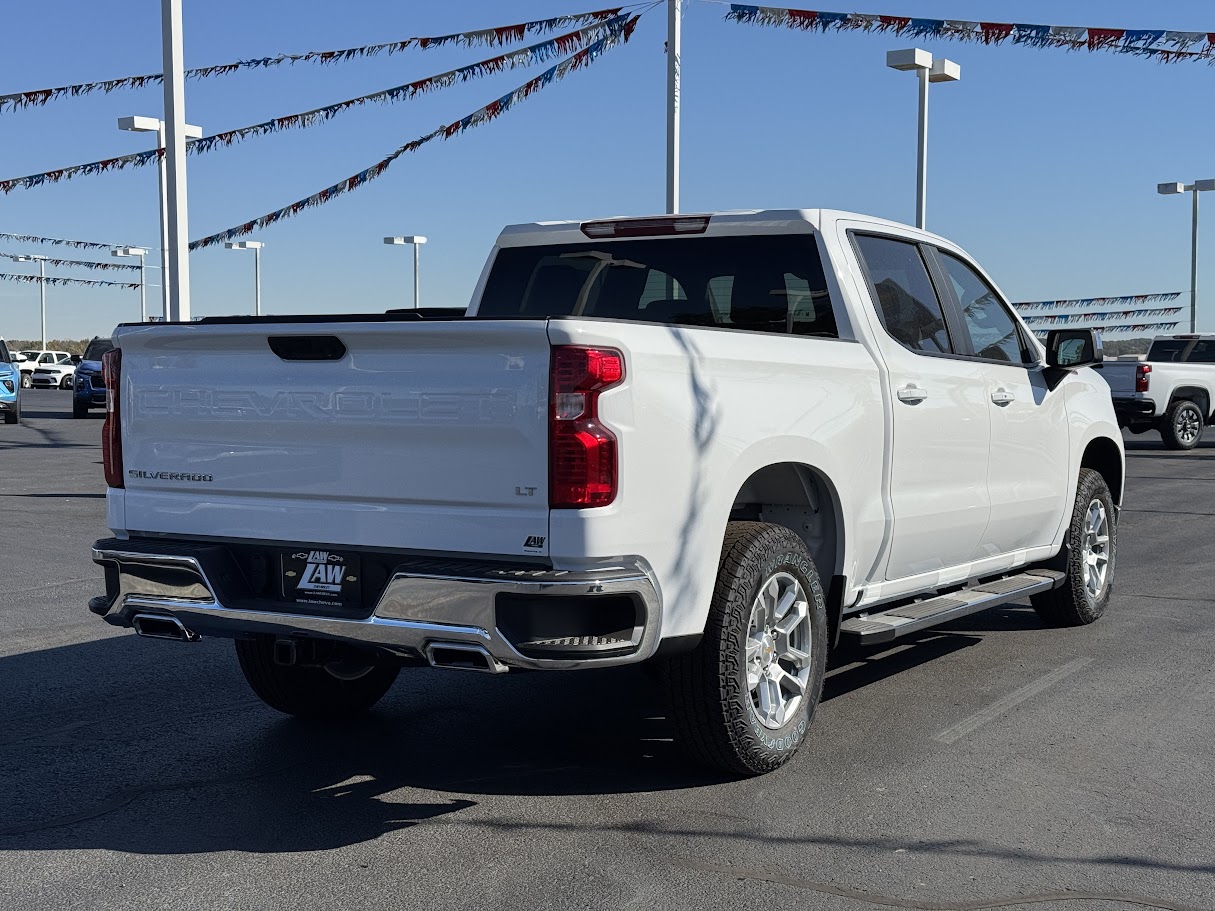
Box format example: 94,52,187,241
18,350,75,389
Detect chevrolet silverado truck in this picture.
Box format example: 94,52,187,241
1104,335,1215,450
90,210,1123,775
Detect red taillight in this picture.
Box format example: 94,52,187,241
102,348,123,488
1135,363,1152,393
550,346,624,508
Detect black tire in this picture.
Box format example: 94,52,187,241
72,401,89,419
1160,400,1204,450
663,521,828,776
60,375,73,390
3,407,16,425
1031,468,1116,627
19,373,31,389
235,636,399,719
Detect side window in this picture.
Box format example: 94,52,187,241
938,252,1033,365
854,235,952,354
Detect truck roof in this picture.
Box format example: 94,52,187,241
496,209,956,248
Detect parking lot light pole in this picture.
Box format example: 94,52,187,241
117,116,202,320
1157,179,1215,332
383,236,428,308
224,241,264,315
886,49,961,230
15,255,48,348
113,246,150,321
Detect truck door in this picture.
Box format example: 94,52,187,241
851,233,991,581
930,249,1071,555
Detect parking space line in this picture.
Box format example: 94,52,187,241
934,657,1093,745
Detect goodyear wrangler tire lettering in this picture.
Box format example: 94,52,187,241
663,521,828,776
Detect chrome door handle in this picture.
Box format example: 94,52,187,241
896,384,928,404
991,389,1015,406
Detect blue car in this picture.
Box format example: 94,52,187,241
72,336,114,419
0,337,20,424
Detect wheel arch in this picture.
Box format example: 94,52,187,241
1080,436,1124,507
729,460,849,644
1169,386,1212,422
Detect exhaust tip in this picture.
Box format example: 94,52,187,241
425,642,507,674
131,613,198,642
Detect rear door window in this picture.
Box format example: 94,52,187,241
854,235,953,354
478,235,838,338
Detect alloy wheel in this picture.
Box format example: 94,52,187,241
745,572,814,730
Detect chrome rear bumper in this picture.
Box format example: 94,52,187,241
91,538,662,671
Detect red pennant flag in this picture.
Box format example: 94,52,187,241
1087,28,1125,49
879,16,911,32
980,22,1014,44
787,10,817,26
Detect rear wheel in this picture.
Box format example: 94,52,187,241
1031,468,1115,627
663,521,827,776
1160,399,1204,450
235,635,399,719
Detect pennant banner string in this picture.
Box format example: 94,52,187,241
0,251,141,272
1012,292,1181,311
1020,307,1183,325
724,6,1215,63
190,15,641,250
1032,321,1180,338
0,231,140,250
0,271,141,289
0,7,627,114
0,16,631,196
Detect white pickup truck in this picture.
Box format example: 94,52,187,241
1104,335,1215,449
90,209,1124,775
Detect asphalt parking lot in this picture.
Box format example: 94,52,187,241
2,390,1213,911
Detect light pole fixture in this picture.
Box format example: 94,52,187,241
15,254,48,349
886,48,961,230
224,241,265,316
1157,179,1215,332
118,115,202,320
113,246,150,321
384,236,428,309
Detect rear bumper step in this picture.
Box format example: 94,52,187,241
839,570,1066,645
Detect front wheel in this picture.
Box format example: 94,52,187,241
663,521,828,776
72,401,89,419
235,636,399,719
19,373,31,389
1031,468,1116,627
1161,400,1204,450
60,375,73,390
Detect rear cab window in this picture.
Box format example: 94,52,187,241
476,235,839,338
1148,338,1215,363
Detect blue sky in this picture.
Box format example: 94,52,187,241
2,0,1214,341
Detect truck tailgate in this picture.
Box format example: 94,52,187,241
1100,360,1140,397
113,319,552,557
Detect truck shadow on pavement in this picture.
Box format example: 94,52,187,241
0,614,1038,857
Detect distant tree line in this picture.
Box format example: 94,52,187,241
6,340,95,354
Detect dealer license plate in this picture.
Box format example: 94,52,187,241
281,549,362,607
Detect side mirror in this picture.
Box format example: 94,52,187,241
1043,329,1103,390
1046,328,1103,370
69,355,81,364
